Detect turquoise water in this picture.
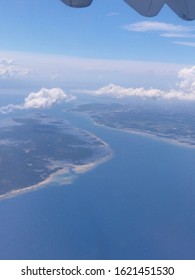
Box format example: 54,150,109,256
0,111,195,259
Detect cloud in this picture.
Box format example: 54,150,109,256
123,21,189,32
0,88,76,114
79,84,163,99
123,21,195,39
0,51,185,91
0,104,24,114
0,58,13,65
178,66,195,92
23,88,75,109
173,41,195,47
162,33,195,38
0,57,29,79
75,66,195,102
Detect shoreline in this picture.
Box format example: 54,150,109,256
72,110,195,150
90,118,195,150
122,128,195,149
0,146,112,201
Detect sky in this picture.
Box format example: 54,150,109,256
1,0,195,105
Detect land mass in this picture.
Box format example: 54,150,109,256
0,114,111,198
74,102,195,148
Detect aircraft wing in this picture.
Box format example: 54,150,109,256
60,0,195,20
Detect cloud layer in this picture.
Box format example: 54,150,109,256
0,52,184,91
0,88,75,114
1,66,195,115
76,66,195,101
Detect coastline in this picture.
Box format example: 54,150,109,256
122,127,195,149
73,109,195,150
89,118,195,150
0,166,73,201
3,108,193,201
0,145,112,201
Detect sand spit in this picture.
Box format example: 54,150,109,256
0,149,112,201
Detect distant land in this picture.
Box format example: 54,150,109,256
74,102,195,148
0,115,111,199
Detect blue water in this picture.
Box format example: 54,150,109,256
0,111,195,259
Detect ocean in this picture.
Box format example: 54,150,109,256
0,111,195,259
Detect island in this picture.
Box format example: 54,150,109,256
74,102,195,148
0,114,111,199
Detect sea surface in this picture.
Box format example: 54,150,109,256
0,110,195,259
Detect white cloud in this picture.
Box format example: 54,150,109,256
0,57,29,79
123,21,194,33
23,88,75,109
75,66,195,102
173,41,195,47
123,21,195,39
0,88,76,114
0,104,24,114
161,33,195,38
0,58,13,65
178,66,195,92
79,84,163,99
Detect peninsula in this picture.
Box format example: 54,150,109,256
0,115,111,198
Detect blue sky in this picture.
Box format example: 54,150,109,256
1,0,195,61
1,0,195,100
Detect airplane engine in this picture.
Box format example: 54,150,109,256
60,0,93,8
166,0,195,20
60,0,195,20
123,0,165,17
